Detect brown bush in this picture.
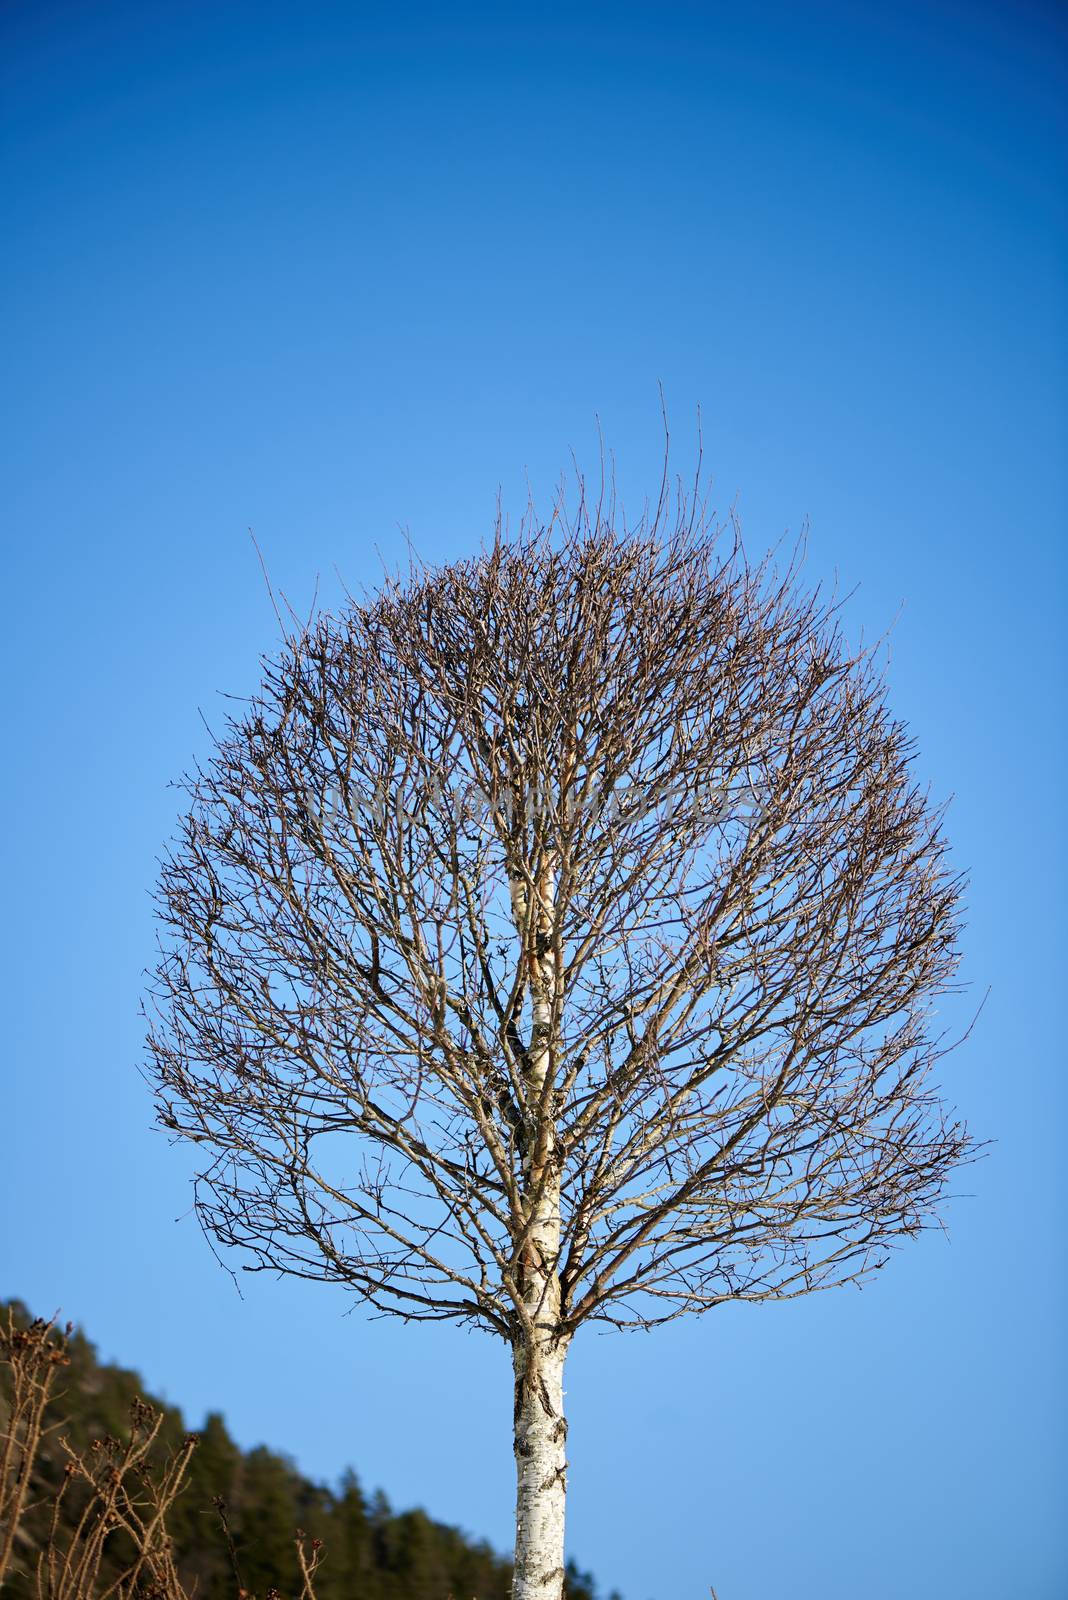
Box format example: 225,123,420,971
0,1310,321,1600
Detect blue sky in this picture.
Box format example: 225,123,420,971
1,2,1065,1596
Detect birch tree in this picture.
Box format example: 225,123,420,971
147,478,972,1598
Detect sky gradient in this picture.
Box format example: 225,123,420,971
2,3,1066,1597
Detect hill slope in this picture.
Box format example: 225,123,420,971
0,1300,612,1600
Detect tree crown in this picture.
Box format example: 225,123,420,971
149,486,970,1339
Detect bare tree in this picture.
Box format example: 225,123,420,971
147,469,972,1598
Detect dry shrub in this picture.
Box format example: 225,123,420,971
0,1311,321,1600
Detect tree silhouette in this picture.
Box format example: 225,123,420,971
148,465,972,1596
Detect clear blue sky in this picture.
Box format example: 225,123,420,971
2,3,1065,1596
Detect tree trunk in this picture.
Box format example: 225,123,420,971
510,852,567,1597
512,1326,569,1599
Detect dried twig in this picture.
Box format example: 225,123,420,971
1,1314,322,1600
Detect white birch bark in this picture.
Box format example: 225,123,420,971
510,855,569,1599
513,1321,569,1599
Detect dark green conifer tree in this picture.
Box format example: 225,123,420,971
231,1445,302,1597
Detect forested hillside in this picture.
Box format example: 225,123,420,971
0,1301,612,1600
